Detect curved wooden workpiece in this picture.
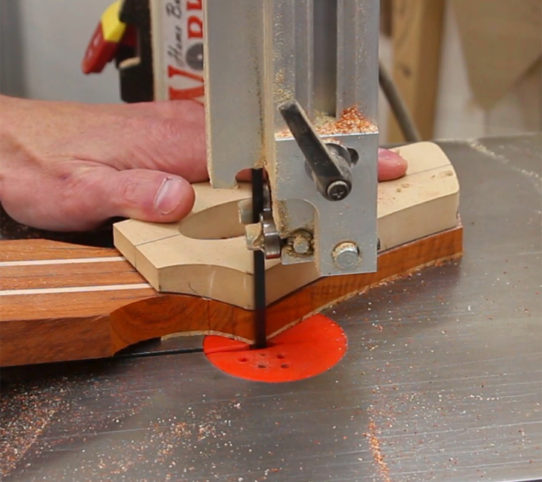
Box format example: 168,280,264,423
0,143,462,366
0,226,461,367
110,225,462,346
114,142,461,309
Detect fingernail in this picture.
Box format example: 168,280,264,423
154,177,184,215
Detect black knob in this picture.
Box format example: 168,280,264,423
279,100,357,201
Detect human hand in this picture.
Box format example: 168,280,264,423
0,95,207,231
0,95,406,232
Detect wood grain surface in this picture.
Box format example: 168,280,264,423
0,225,462,367
114,142,460,309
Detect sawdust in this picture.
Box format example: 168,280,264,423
276,105,377,139
364,418,391,482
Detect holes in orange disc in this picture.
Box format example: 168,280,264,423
203,314,348,383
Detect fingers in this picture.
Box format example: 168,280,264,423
378,148,408,181
236,148,409,185
0,97,206,232
1,166,196,231
236,169,252,181
96,168,195,224
109,100,208,182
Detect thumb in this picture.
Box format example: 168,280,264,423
95,168,195,224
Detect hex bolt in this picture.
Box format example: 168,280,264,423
332,242,362,270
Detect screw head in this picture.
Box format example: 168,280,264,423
326,180,351,201
332,242,361,270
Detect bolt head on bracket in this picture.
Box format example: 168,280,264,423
332,242,362,270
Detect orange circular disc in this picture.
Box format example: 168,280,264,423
203,314,347,383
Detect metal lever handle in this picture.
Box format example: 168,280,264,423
279,100,357,201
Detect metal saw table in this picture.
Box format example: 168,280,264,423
1,134,541,481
